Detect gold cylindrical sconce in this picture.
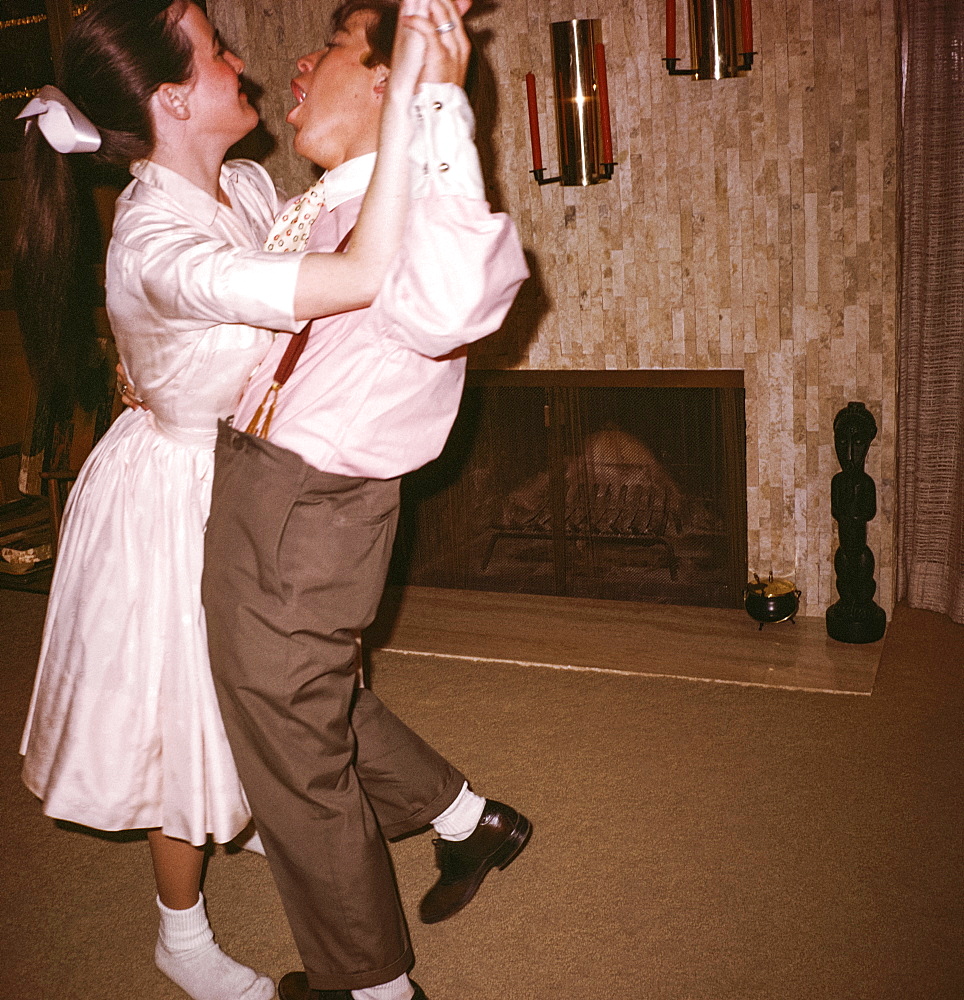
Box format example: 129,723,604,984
552,19,606,185
665,0,756,79
525,19,615,187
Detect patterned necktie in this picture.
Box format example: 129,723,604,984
264,175,326,253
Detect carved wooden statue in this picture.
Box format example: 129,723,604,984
826,402,887,643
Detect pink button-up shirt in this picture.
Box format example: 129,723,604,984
232,84,529,479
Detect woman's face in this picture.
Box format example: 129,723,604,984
176,3,258,147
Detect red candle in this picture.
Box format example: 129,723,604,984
741,0,753,53
525,72,543,172
595,43,613,165
666,0,676,60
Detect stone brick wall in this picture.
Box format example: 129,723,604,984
211,0,899,615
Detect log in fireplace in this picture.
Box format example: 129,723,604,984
388,371,748,609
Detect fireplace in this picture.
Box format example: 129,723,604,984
388,371,747,609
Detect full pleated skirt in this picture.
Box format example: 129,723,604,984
20,407,251,846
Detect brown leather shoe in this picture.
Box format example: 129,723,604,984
277,971,429,999
419,799,532,924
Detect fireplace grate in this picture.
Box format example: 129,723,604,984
389,376,747,609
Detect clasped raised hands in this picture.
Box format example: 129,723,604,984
388,0,472,101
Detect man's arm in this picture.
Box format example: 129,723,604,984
291,0,471,321
372,84,529,357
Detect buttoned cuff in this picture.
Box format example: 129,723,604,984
409,83,486,201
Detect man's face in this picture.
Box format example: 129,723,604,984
287,10,386,171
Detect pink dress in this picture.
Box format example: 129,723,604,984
20,158,304,845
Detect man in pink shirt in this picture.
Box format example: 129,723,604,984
201,4,531,999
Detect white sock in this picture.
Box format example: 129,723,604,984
352,972,415,1000
431,781,486,841
155,894,274,1000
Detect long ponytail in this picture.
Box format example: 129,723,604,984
12,0,192,418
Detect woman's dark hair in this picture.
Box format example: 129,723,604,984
12,0,193,418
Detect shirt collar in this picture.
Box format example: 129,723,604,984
130,158,238,226
319,152,376,211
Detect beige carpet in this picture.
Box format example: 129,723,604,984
3,589,964,1000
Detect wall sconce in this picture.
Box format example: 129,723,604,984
665,0,756,79
525,19,615,187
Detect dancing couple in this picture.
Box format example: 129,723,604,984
15,2,530,998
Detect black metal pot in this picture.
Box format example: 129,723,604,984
744,573,801,629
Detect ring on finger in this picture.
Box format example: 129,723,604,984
435,21,456,33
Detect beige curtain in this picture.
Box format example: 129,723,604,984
898,0,964,623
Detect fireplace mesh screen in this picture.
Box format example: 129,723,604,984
389,382,747,609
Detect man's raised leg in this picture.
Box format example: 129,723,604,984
202,424,459,990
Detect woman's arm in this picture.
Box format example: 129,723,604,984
291,0,471,321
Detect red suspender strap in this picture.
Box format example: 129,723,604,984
271,224,355,386
244,225,354,438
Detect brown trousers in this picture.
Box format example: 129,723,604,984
202,422,464,991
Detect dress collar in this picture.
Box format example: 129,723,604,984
129,153,376,222
130,159,242,226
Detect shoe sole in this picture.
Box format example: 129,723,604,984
420,812,533,924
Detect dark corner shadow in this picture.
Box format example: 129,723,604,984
388,822,433,843
363,585,407,660
470,24,504,215
472,248,549,369
55,820,149,842
55,820,219,878
468,12,549,369
226,76,276,164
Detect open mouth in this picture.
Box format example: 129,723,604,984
291,81,307,105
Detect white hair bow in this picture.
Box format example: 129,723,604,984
16,85,101,154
